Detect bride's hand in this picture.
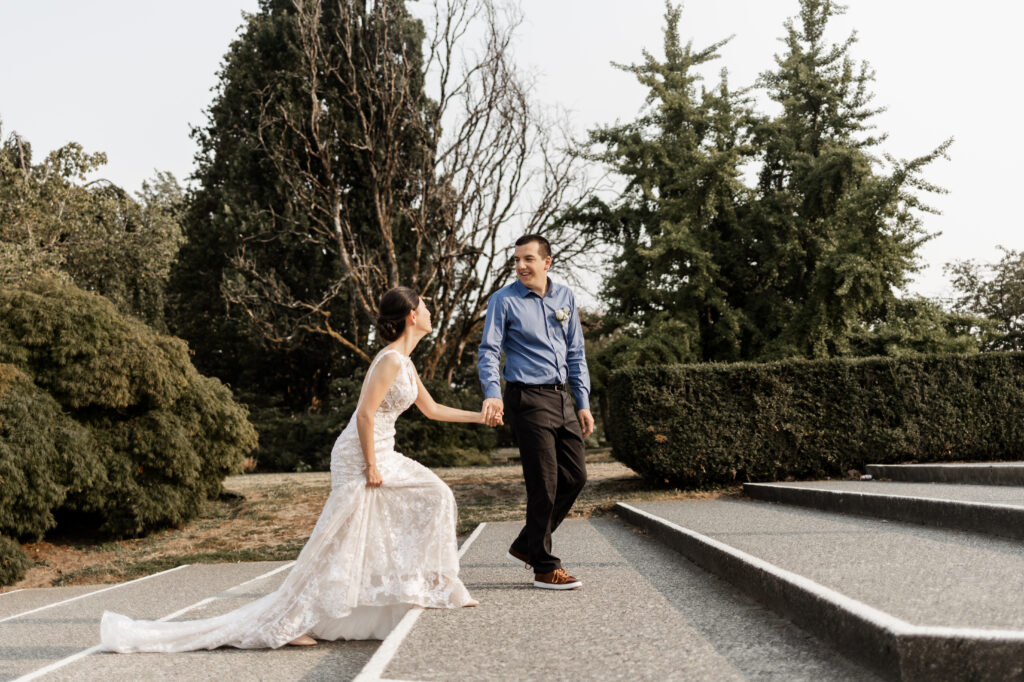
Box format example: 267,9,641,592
365,464,383,487
478,410,503,426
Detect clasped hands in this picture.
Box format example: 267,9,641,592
481,398,504,426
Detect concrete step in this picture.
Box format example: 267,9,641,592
743,480,1024,540
866,462,1024,486
379,518,876,681
616,499,1024,681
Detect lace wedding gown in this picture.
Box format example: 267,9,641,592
100,349,473,652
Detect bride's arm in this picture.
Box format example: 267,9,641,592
413,375,499,424
356,354,403,486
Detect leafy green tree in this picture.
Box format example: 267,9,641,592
947,247,1024,351
749,0,951,358
0,124,184,331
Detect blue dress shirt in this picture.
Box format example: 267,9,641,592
478,277,591,410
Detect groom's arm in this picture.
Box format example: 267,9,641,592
478,294,505,425
565,291,591,411
565,291,594,438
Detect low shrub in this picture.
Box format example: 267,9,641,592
0,535,30,586
0,278,257,546
0,364,100,541
607,352,1024,488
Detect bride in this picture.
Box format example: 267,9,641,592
101,287,491,652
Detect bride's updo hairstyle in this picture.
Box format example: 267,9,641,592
376,287,421,343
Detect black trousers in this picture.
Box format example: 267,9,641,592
505,383,587,574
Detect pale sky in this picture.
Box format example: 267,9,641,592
2,1,1021,304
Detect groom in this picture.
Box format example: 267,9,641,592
478,234,594,590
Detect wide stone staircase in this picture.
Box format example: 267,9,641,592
618,462,1024,681
1,462,1021,681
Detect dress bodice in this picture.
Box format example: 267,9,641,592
367,349,418,425
330,349,418,483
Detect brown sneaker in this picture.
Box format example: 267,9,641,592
533,568,582,590
506,547,531,569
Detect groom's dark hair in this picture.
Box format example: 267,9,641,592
515,234,551,258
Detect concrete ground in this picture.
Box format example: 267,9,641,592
382,518,874,681
0,518,877,681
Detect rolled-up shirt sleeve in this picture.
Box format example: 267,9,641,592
565,293,591,410
478,294,505,400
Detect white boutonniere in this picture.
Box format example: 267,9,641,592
554,307,570,328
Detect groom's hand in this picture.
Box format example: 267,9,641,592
577,409,594,438
482,398,504,427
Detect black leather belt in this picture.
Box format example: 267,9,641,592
508,381,567,392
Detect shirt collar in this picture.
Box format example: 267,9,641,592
512,277,554,298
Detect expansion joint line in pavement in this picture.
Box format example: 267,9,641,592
614,502,1024,681
11,561,297,682
0,564,192,625
353,522,487,682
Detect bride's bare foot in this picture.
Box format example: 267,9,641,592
288,634,317,646
464,599,479,607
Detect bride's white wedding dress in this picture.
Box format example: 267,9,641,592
100,349,473,652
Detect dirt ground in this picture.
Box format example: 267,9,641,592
3,453,730,591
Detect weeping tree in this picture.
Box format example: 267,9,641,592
0,124,184,331
174,0,595,402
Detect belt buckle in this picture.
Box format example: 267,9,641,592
554,383,563,391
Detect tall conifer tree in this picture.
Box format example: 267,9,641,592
576,4,755,365
750,0,951,358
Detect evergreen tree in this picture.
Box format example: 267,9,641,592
574,4,755,364
750,0,951,358
170,1,349,405
579,1,956,372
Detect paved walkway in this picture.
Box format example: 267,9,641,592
0,519,875,681
381,519,872,681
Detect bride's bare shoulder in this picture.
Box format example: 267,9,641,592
370,349,408,373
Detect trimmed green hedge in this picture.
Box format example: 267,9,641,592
607,352,1024,488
